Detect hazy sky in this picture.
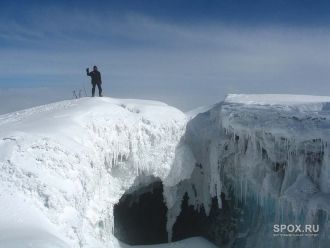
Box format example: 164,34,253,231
1,0,330,114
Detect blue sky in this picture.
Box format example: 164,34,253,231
1,0,330,113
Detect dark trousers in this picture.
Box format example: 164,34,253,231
92,83,102,97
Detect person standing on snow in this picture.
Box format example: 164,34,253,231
86,65,103,97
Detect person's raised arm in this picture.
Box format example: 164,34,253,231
86,68,91,76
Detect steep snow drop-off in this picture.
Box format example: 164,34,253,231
165,94,330,247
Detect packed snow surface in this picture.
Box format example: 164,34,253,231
226,94,330,105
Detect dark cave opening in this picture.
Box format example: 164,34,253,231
114,181,168,245
114,182,231,246
172,192,232,246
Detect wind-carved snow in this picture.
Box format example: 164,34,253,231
0,97,188,248
164,94,330,247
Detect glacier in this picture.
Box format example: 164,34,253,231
1,94,330,248
164,94,330,247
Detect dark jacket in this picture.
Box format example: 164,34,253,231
87,70,102,84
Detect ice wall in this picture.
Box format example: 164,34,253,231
164,94,330,247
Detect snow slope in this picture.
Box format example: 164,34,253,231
0,97,198,248
164,94,330,247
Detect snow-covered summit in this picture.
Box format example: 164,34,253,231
2,94,330,248
0,97,187,248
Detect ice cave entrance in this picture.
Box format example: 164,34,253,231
113,180,225,246
113,181,168,245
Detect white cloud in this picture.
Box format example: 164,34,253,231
1,12,330,112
